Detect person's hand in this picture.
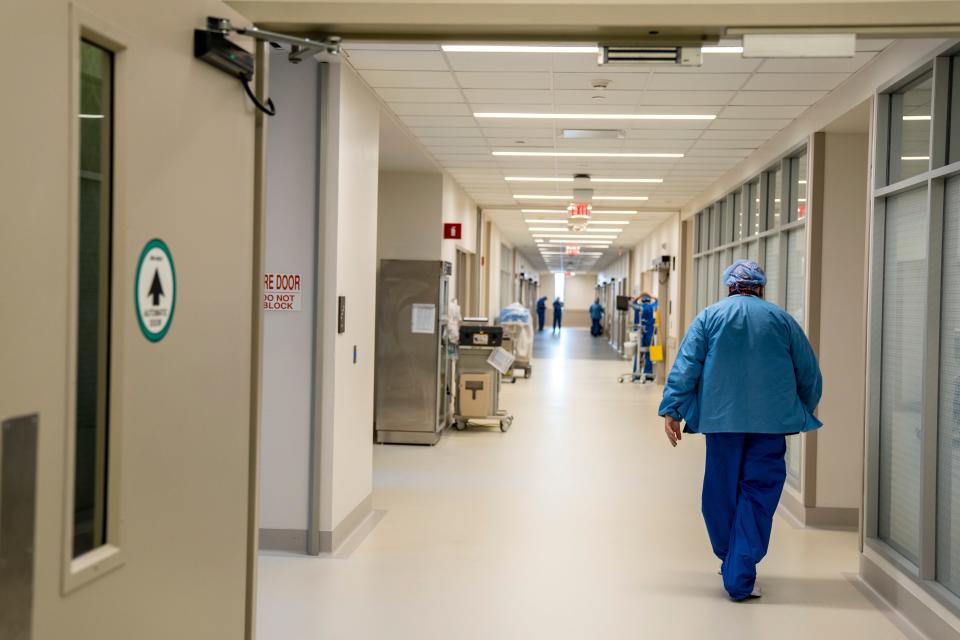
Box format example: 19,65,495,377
664,416,682,447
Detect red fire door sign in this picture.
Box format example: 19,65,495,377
263,272,302,311
443,223,462,240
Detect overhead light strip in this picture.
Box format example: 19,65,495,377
903,115,932,121
477,112,715,121
442,44,743,55
495,151,683,158
506,176,662,183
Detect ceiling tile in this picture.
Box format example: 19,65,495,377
389,102,473,116
400,115,478,128
553,72,650,90
376,88,465,103
462,89,554,104
360,70,458,88
728,91,827,106
344,50,448,71
740,73,848,91
720,105,808,119
554,90,644,105
636,91,735,106
709,118,791,130
455,71,551,89
409,127,482,137
444,52,555,72
647,73,750,91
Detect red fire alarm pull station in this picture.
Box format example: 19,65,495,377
443,223,462,240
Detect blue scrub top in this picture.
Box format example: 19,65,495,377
659,295,823,435
537,298,547,312
589,303,604,320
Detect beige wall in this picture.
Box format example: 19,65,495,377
378,171,444,261
319,62,380,531
0,0,257,637
814,131,870,510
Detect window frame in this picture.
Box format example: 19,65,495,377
864,42,960,615
62,5,128,595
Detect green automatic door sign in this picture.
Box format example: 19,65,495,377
135,238,176,342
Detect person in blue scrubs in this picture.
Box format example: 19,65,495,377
536,296,547,332
589,298,605,337
658,260,822,601
632,292,658,380
552,297,564,334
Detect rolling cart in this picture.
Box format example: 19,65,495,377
453,333,514,432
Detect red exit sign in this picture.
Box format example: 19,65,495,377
443,223,462,239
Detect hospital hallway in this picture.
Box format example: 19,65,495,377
256,329,911,640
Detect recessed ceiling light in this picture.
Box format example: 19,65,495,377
591,178,663,183
902,156,930,161
593,196,649,201
591,210,638,215
505,177,574,182
522,209,568,213
903,115,931,121
495,151,683,158
513,194,572,200
529,227,571,231
586,228,622,233
524,219,568,224
478,112,715,121
441,44,599,53
79,113,104,119
588,220,630,225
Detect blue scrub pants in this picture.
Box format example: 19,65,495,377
591,318,601,336
640,326,654,377
537,309,545,331
553,313,562,332
702,433,786,600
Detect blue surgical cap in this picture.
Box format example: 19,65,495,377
722,260,767,288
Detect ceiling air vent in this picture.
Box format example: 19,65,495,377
599,45,702,67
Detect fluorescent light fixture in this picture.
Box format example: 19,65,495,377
534,234,618,239
903,115,932,121
529,227,570,231
522,208,567,213
587,221,630,225
591,178,663,183
495,151,683,158
513,194,572,200
593,196,648,201
742,33,855,59
478,112,715,121
505,176,574,182
442,44,599,54
591,210,638,215
702,46,744,53
581,252,605,256
902,156,930,161
586,228,621,233
79,114,104,119
798,180,807,185
524,219,567,224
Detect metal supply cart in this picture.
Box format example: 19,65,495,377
453,344,514,432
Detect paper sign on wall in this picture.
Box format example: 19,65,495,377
263,273,302,311
411,303,436,334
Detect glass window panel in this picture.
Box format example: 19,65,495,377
709,207,720,249
767,167,782,230
890,72,932,184
74,40,113,558
786,227,807,326
938,175,960,595
696,257,707,313
790,152,808,223
694,212,702,253
719,199,731,245
733,189,745,241
746,239,759,263
733,243,746,262
762,236,781,306
878,185,929,564
706,253,718,305
747,180,760,237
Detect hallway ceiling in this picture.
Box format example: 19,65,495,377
346,38,890,272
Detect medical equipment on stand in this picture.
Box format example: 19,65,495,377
453,325,514,433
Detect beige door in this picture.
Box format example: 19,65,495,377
0,1,260,638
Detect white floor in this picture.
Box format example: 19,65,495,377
258,330,912,640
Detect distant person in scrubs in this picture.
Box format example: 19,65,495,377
658,260,822,601
536,296,547,332
589,298,605,337
552,297,564,334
